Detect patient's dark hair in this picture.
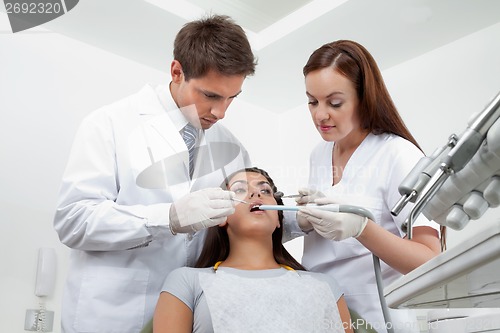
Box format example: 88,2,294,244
195,167,306,270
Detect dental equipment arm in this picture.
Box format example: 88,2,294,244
392,91,500,236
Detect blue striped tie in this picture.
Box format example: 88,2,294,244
182,123,197,178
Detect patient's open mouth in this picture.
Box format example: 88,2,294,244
250,204,262,212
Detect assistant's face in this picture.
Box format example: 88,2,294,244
305,67,362,143
225,172,280,234
171,61,245,130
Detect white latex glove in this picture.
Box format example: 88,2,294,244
295,188,325,233
296,212,314,234
297,198,369,241
294,188,325,233
169,188,235,234
295,187,325,205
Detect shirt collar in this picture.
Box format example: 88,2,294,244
155,83,190,133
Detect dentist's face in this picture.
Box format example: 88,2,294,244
171,60,244,130
225,172,280,234
305,67,361,143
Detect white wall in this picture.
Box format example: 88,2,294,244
1,11,499,333
0,22,167,332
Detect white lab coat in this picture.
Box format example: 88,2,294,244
302,133,439,333
54,84,250,333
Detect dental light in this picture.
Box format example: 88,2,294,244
392,91,500,236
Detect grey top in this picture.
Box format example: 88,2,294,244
161,266,344,333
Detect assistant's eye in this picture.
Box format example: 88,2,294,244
308,99,318,106
330,100,343,108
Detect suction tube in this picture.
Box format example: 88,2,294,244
258,204,374,219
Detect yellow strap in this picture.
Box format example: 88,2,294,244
213,261,223,271
280,264,295,271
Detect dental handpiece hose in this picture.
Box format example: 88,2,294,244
258,204,375,220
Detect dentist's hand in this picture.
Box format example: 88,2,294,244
297,198,369,241
169,188,235,234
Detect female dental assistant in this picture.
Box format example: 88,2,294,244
296,40,442,333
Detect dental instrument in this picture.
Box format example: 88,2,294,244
280,194,305,199
231,198,250,204
273,191,285,198
273,191,309,199
391,91,500,237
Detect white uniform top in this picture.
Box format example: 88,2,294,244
302,133,439,333
54,84,250,333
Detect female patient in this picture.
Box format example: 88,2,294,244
153,167,352,333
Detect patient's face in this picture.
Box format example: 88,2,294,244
225,172,280,233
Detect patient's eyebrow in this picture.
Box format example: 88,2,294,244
228,180,271,188
228,180,247,189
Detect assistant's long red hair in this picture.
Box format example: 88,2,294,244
303,39,421,150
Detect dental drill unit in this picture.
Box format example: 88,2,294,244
392,91,500,237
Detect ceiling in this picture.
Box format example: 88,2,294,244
181,0,316,33
3,0,500,112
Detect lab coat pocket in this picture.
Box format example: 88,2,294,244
74,266,149,333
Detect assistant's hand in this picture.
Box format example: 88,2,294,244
295,188,325,205
295,188,325,233
297,197,369,241
169,188,235,234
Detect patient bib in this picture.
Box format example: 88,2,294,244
199,268,344,333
